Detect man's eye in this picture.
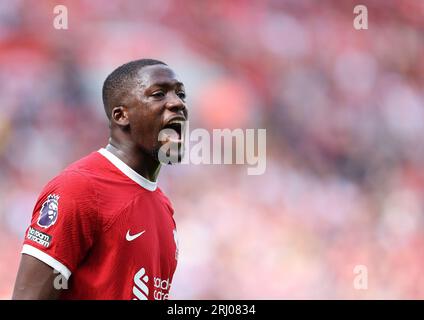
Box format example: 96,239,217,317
152,91,165,98
177,92,186,100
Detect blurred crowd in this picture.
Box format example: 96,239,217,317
1,0,424,299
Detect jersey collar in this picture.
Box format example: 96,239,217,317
98,148,158,191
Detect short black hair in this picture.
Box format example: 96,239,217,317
102,58,167,119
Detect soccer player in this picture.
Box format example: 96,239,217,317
12,59,187,300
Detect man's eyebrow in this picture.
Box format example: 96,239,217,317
149,81,185,88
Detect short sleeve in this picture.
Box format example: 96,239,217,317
22,170,98,280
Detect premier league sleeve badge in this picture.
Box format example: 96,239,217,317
37,194,60,228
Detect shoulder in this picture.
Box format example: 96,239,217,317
33,156,101,228
45,169,95,197
65,150,108,176
155,187,174,215
41,151,103,201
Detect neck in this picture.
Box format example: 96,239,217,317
105,138,161,182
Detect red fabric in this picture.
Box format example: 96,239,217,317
23,151,178,300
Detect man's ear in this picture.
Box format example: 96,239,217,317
111,106,130,126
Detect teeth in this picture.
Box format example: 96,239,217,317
168,120,184,126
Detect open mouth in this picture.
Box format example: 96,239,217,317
161,119,185,144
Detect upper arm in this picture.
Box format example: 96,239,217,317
12,254,61,300
13,171,99,299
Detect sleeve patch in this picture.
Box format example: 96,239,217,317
37,194,60,228
26,227,52,248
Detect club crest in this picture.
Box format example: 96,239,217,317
37,194,60,228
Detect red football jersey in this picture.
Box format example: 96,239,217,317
21,148,179,300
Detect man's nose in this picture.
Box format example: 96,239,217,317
165,95,186,114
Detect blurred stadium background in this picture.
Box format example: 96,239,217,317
1,0,424,299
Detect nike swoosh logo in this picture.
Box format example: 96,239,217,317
126,230,145,241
